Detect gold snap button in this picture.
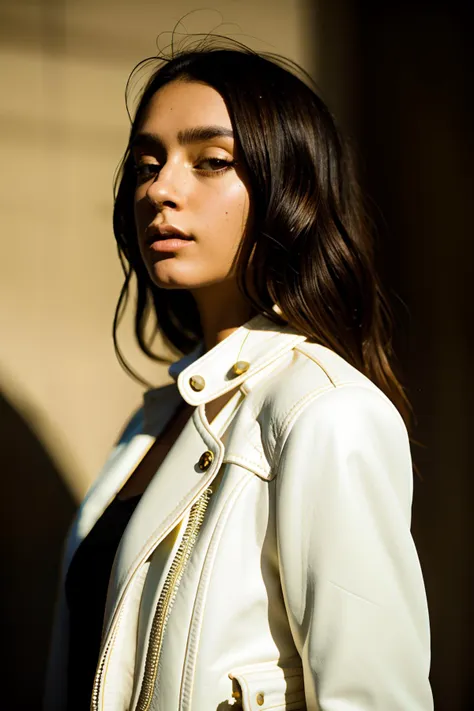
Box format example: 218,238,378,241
256,692,265,706
231,360,250,376
198,450,214,471
189,375,205,391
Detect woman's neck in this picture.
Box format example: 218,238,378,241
190,280,256,353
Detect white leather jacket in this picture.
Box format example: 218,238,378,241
45,313,433,711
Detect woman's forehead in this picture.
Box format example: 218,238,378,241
140,81,232,134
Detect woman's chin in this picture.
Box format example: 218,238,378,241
148,261,209,291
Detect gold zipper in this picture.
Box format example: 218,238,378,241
90,602,125,711
135,486,214,711
89,487,212,711
90,639,109,710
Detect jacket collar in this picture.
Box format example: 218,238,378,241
167,341,206,382
163,308,307,407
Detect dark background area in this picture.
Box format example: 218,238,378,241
0,391,76,710
317,0,473,708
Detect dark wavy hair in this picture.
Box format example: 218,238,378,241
112,38,412,431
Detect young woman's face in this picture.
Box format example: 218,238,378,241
132,80,251,290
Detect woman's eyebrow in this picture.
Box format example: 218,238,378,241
131,125,234,151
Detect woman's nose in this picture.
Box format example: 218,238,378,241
145,162,185,210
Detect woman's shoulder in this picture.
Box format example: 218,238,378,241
259,341,407,453
266,342,414,515
290,340,385,393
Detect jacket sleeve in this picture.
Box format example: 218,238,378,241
275,384,433,710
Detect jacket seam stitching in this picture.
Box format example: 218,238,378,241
223,454,270,480
293,343,339,386
272,383,336,448
274,381,406,469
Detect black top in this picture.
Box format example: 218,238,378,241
65,494,141,711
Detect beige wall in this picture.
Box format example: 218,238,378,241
0,0,314,501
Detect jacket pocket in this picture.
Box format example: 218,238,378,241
228,661,305,710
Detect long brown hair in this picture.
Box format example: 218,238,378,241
112,38,412,432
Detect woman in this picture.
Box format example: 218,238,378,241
45,39,433,711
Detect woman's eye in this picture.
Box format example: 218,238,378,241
197,158,234,173
134,157,234,181
135,163,160,179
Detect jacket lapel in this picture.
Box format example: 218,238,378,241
64,383,184,573
102,402,225,638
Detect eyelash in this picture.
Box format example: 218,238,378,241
134,158,235,180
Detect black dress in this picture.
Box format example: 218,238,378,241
64,494,141,711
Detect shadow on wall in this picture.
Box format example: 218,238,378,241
346,1,472,708
0,389,76,710
314,0,473,708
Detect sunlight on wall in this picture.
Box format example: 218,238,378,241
0,0,314,500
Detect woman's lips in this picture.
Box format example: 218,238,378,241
149,237,194,252
145,224,194,253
